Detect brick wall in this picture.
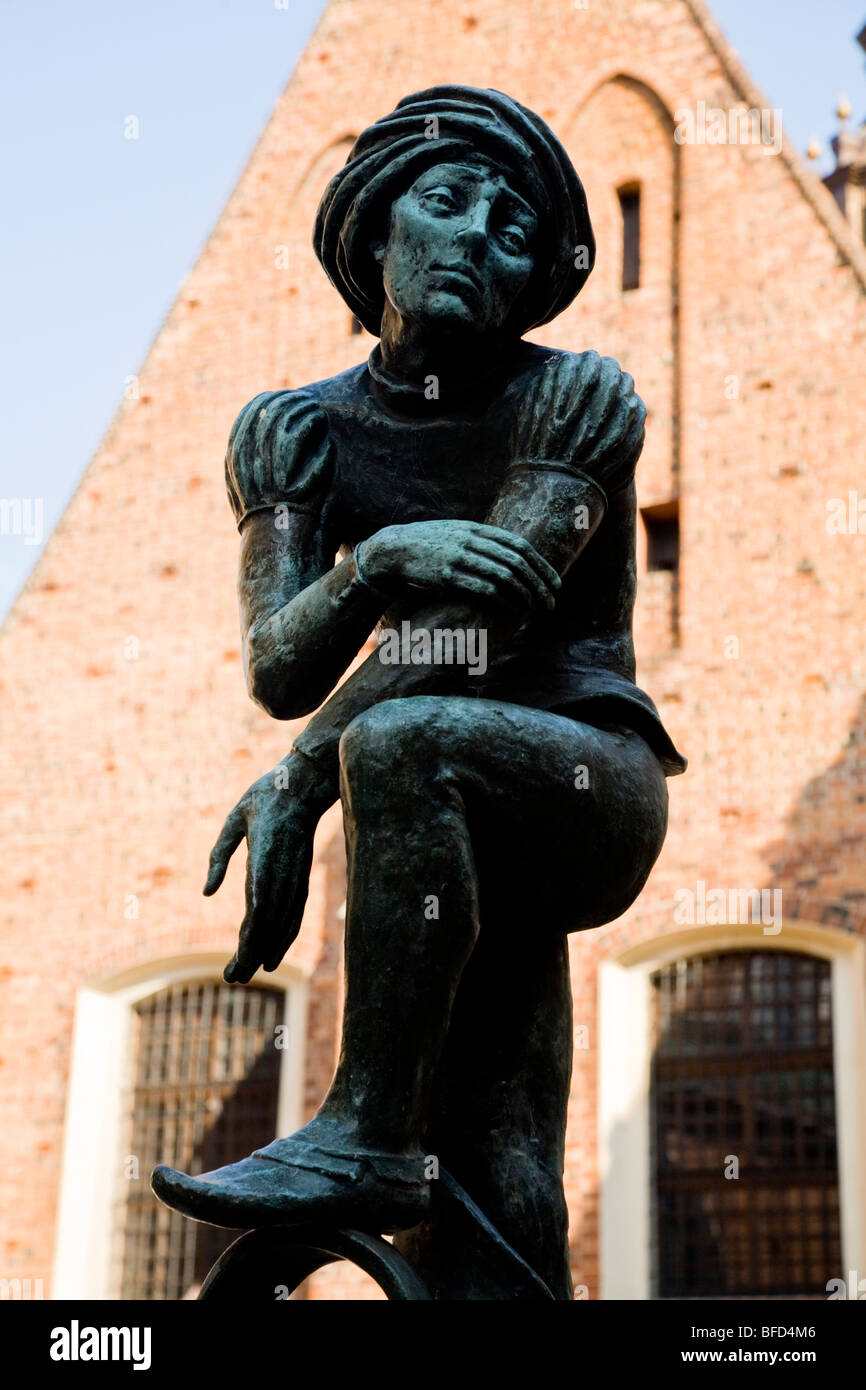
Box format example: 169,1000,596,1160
1,0,863,1300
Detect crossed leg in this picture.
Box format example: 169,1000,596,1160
153,695,668,1246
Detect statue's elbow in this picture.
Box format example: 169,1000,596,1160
245,649,321,722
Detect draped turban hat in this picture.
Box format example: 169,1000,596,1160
313,85,595,337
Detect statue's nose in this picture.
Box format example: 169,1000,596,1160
454,200,492,256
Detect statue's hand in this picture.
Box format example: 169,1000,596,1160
358,519,560,612
204,754,332,983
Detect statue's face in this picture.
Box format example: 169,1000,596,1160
374,161,538,335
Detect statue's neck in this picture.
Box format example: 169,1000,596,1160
371,307,519,414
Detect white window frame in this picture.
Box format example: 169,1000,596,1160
51,951,308,1299
599,922,866,1299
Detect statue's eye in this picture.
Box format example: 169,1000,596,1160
499,224,529,254
422,187,459,212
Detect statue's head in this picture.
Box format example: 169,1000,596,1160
314,86,595,341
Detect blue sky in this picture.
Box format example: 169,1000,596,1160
1,0,864,618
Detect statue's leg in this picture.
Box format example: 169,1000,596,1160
400,918,575,1299
154,695,667,1233
320,694,667,1134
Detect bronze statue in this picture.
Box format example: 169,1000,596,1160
152,86,686,1301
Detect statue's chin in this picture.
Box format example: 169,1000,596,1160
410,293,493,339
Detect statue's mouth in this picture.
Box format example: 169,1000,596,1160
430,264,483,295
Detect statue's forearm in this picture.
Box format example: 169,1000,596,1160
291,463,606,800
291,594,516,784
244,551,390,720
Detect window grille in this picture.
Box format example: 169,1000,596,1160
650,950,839,1298
114,980,283,1300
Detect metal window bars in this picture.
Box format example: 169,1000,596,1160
112,980,284,1300
650,950,840,1299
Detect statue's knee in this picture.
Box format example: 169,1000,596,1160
339,699,434,785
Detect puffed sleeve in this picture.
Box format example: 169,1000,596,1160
224,389,335,530
513,350,647,498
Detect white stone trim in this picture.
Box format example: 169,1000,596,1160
599,923,866,1300
51,951,308,1299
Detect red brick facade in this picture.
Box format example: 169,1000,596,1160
1,0,864,1300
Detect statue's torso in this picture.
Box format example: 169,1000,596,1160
306,346,684,775
225,343,686,775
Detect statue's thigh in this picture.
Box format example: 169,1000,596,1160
456,702,669,932
343,694,666,930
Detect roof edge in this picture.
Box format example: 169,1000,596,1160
684,0,866,293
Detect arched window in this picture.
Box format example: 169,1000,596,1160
114,979,284,1300
650,950,840,1298
52,954,307,1299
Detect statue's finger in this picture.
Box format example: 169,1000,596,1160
230,851,280,981
203,810,245,896
469,526,561,589
262,892,308,972
456,555,544,610
259,844,312,973
230,907,264,982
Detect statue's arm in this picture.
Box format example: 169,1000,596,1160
239,508,390,720
239,506,560,722
208,352,641,981
229,389,552,721
227,388,393,718
233,352,643,727
210,467,605,985
290,469,606,790
287,352,645,792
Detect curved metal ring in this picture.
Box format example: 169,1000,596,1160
198,1224,432,1302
